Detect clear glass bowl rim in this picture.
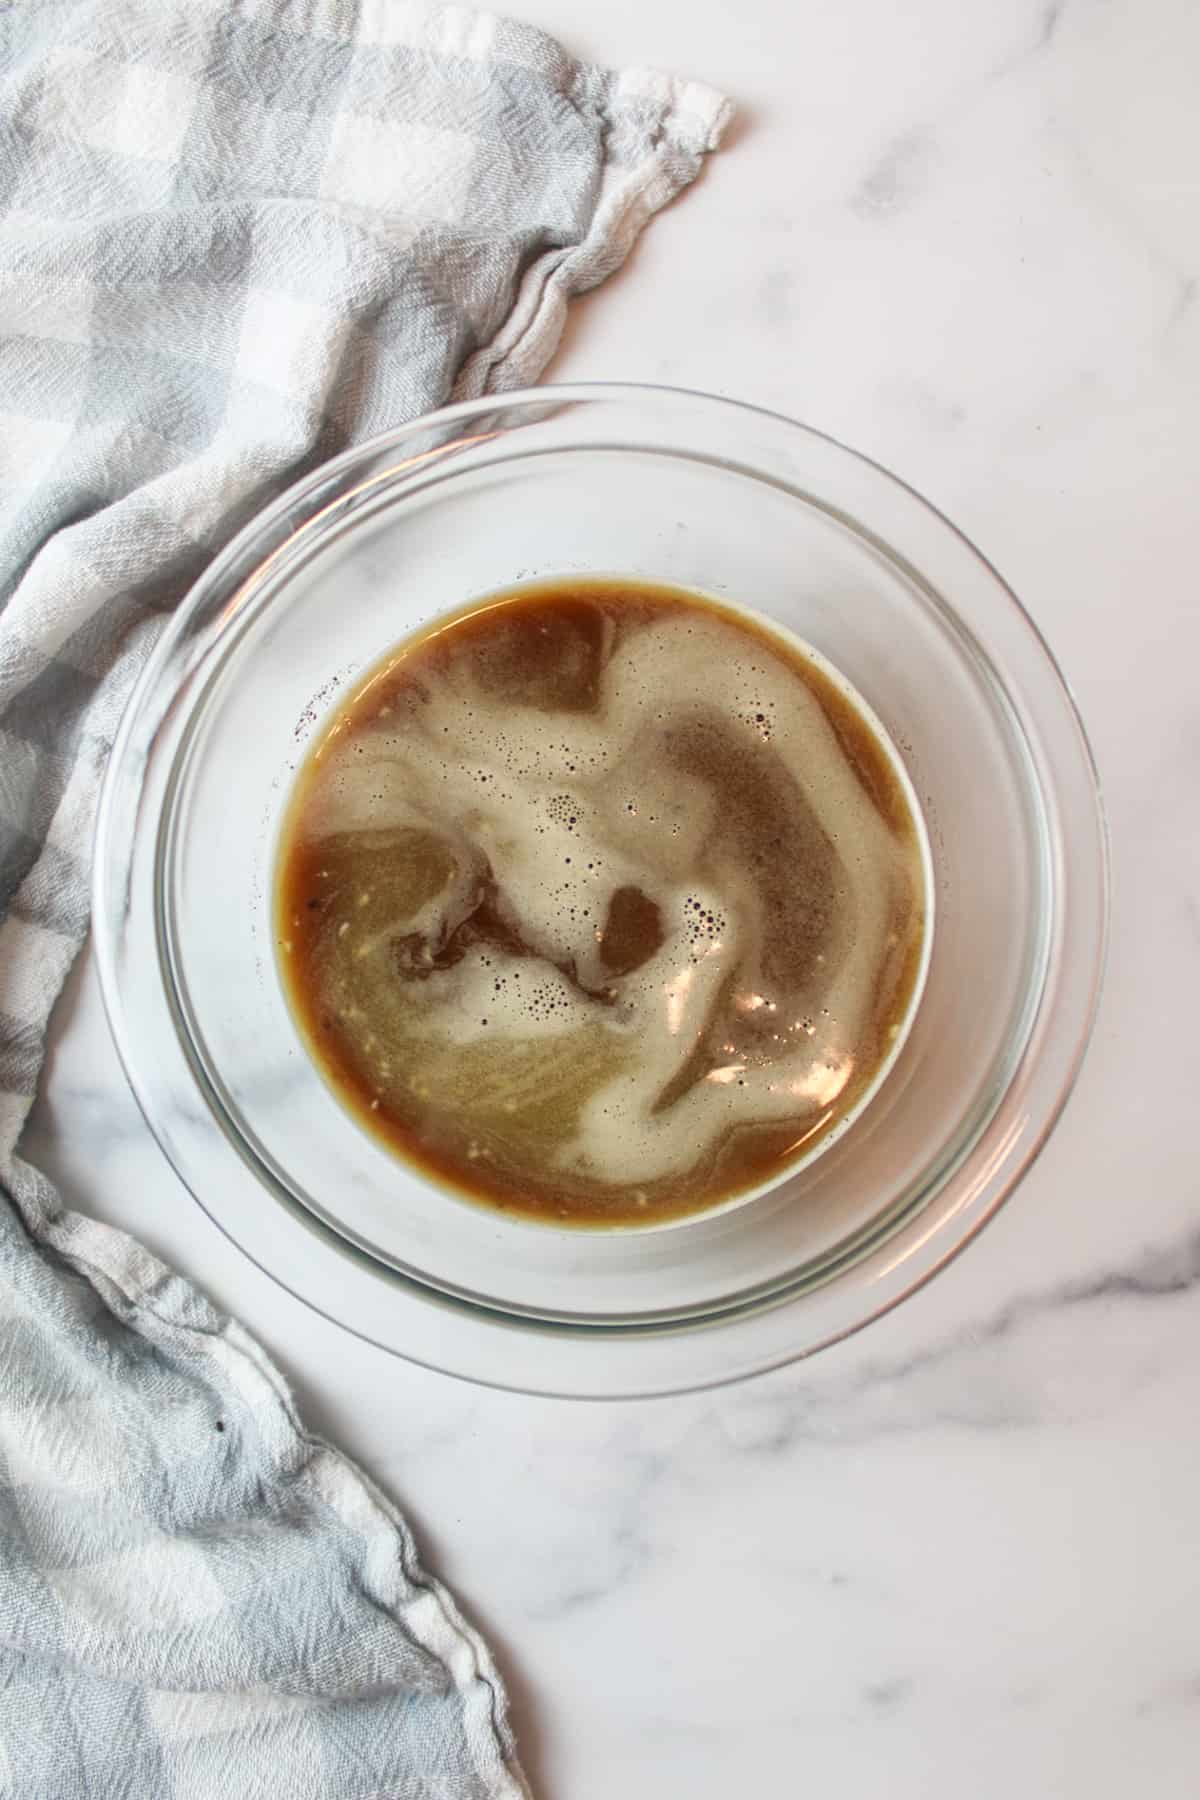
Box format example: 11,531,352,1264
93,382,1110,1398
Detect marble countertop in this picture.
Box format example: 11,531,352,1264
24,0,1200,1793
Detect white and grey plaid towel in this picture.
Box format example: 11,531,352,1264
0,4,730,1792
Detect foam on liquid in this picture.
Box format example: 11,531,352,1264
276,581,928,1225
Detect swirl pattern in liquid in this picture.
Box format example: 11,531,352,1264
275,580,929,1225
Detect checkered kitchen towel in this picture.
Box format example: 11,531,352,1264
0,5,729,1793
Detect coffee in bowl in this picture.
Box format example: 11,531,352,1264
275,579,930,1227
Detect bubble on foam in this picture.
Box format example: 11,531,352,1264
733,690,775,742
683,894,727,960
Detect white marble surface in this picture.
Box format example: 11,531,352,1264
22,0,1200,1793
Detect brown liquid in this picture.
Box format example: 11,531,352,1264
275,580,928,1226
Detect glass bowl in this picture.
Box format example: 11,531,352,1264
94,385,1108,1398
